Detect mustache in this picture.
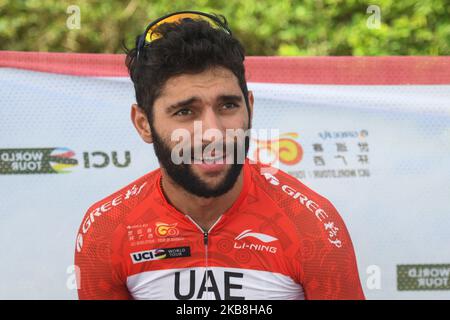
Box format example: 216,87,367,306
190,141,239,154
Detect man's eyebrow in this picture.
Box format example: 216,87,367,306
216,94,243,103
165,94,243,114
166,96,201,114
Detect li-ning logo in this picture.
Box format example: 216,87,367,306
155,222,179,237
235,229,278,243
234,229,278,254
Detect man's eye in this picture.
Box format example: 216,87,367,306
222,102,238,110
174,108,193,116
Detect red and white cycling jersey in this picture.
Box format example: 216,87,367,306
74,160,365,300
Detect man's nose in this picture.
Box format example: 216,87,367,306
201,107,223,134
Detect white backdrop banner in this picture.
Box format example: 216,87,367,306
1,52,450,299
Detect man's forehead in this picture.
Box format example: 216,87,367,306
159,66,241,98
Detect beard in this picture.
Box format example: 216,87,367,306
151,124,251,198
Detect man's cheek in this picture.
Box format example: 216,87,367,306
168,138,193,164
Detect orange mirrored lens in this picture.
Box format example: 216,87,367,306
145,13,223,43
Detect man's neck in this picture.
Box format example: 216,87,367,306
160,169,244,232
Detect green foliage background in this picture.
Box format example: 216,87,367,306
0,0,449,55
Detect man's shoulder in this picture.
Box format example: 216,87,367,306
248,161,332,207
75,168,160,252
84,169,159,216
247,161,348,249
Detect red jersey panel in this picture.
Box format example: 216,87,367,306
74,161,365,300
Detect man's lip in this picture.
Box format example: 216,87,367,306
192,154,228,163
192,161,227,173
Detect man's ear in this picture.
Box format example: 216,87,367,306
131,103,153,144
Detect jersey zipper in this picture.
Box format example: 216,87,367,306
185,214,223,300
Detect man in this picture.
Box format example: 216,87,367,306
74,11,365,300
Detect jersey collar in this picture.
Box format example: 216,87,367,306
155,159,252,228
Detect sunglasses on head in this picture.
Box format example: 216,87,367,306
136,10,232,60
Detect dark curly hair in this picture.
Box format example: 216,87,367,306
125,15,249,124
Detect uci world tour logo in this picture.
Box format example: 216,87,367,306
49,147,78,173
0,147,131,175
0,147,78,174
252,132,303,166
